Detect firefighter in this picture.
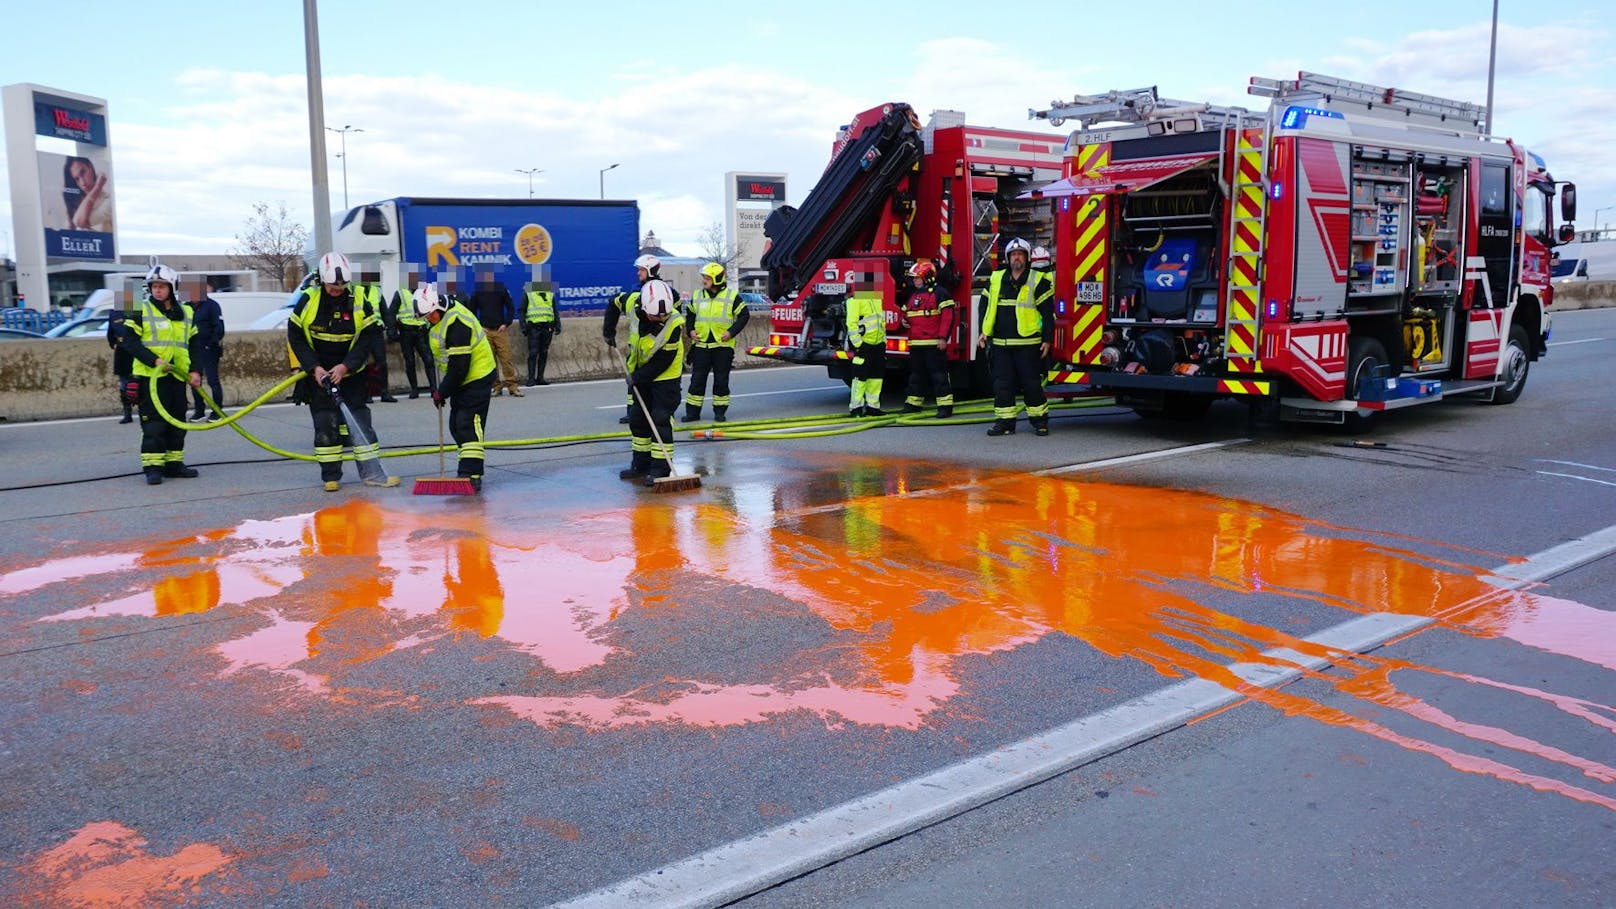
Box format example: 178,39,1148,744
977,237,1054,436
683,261,749,422
288,252,397,491
388,266,438,398
417,283,496,491
620,279,684,483
604,254,679,424
1031,245,1053,280
521,279,560,385
899,259,956,418
117,264,203,485
357,266,397,402
846,289,886,418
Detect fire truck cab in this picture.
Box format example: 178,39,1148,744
1031,72,1577,428
753,103,1064,390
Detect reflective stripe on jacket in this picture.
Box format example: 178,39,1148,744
845,293,887,347
524,290,557,324
629,316,685,381
131,298,195,378
429,302,497,384
690,286,741,347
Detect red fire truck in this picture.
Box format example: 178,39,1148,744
751,103,1064,388
1029,72,1578,428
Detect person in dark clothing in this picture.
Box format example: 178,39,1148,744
357,266,397,403
107,297,136,424
416,283,496,491
619,279,685,484
287,252,398,491
116,265,203,484
185,281,226,421
387,266,437,397
469,270,522,396
900,259,957,418
977,237,1055,436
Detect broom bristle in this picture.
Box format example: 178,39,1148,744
413,476,478,496
647,474,702,493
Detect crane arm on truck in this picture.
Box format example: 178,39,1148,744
761,103,925,301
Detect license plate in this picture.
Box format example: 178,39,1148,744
1077,281,1104,303
814,282,849,295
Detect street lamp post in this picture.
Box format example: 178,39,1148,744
599,162,620,200
515,168,544,199
1484,0,1498,134
326,124,363,209
1595,206,1615,238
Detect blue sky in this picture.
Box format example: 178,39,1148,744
2,0,1612,257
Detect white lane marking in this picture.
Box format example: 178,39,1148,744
1535,471,1616,488
1536,459,1616,473
553,522,1616,909
1036,440,1247,475
592,385,844,410
1548,337,1605,347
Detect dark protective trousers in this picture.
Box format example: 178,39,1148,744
450,375,494,479
189,347,223,415
137,375,189,471
904,345,954,407
524,325,556,383
397,327,437,393
304,375,377,482
368,331,391,397
629,379,680,473
685,345,736,413
989,344,1049,423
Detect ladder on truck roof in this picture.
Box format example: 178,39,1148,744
1029,86,1258,132
1248,71,1486,133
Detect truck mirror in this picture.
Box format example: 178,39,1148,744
1557,224,1576,245
1560,183,1577,222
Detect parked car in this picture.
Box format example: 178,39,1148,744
739,292,770,312
248,291,305,331
44,315,112,339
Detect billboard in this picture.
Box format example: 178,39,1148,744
726,171,787,273
391,198,640,313
39,148,116,259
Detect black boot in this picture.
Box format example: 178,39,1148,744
864,406,884,417
936,405,953,419
850,406,865,418
164,463,200,479
144,468,164,485
682,407,701,423
986,420,1016,436
902,403,924,414
1032,419,1050,437
713,407,727,423
619,462,649,480
119,408,133,424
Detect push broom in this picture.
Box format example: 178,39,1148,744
413,400,478,495
613,344,701,493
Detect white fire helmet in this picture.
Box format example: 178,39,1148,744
318,252,353,285
634,254,661,275
145,264,178,290
640,279,676,319
413,283,445,317
1031,245,1052,268
1005,238,1032,261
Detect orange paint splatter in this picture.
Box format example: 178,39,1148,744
523,817,581,841
20,820,234,908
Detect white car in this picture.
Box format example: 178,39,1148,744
247,291,307,331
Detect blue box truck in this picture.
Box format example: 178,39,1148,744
331,197,639,313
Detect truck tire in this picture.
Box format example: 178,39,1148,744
1343,335,1388,434
1489,324,1531,405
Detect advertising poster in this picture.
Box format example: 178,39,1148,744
39,147,117,260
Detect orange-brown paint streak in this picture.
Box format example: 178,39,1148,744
10,468,1616,811
18,820,234,909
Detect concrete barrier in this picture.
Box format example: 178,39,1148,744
0,314,786,422
1552,281,1616,311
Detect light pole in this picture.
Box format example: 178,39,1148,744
1596,206,1615,237
1484,0,1498,134
515,168,544,199
326,124,363,209
599,162,620,200
303,0,333,256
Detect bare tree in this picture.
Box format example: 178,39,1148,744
696,220,741,272
230,202,309,291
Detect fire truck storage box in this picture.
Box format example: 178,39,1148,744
1357,376,1442,401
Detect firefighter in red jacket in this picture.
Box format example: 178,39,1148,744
899,259,956,418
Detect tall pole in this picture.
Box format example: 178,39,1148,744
515,168,543,198
304,0,332,257
327,125,362,209
1484,0,1499,135
599,162,619,200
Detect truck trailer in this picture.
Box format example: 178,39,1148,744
331,197,639,313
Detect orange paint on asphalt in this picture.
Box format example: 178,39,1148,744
17,820,234,908
6,464,1614,811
